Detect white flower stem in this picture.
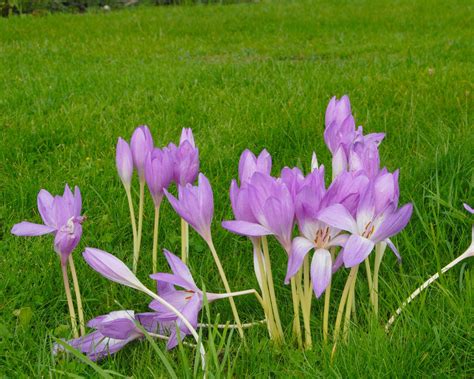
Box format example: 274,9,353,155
152,205,161,274
343,265,359,341
372,242,386,317
290,277,302,348
181,219,189,264
125,186,138,273
323,248,335,343
68,255,85,336
302,255,313,349
385,236,474,332
61,262,79,338
134,180,145,273
148,332,196,347
207,238,245,339
261,237,285,341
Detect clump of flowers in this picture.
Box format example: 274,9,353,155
12,95,470,369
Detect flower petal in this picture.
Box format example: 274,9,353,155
386,238,401,263
342,234,375,267
161,249,198,289
221,220,273,237
11,221,55,236
372,203,413,242
317,204,358,234
285,237,314,284
37,189,55,227
311,248,332,298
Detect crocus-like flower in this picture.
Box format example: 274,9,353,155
83,248,145,291
130,125,154,180
150,250,238,349
116,137,134,188
54,310,164,361
238,149,272,184
223,173,295,253
318,179,413,267
11,185,84,265
168,128,199,186
164,173,213,242
280,167,305,203
144,148,174,207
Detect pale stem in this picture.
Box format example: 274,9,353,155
302,255,313,349
181,219,189,264
68,255,85,336
332,266,358,358
152,205,161,273
207,238,245,339
61,263,79,338
323,248,335,343
255,242,278,339
385,240,474,332
141,287,206,369
372,242,386,317
125,186,138,272
290,277,303,348
364,257,374,309
133,180,145,273
261,237,285,340
342,265,359,341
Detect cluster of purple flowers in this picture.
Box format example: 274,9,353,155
12,95,427,363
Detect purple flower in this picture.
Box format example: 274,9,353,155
318,179,413,267
164,173,213,242
144,148,174,207
464,203,474,214
238,149,272,184
116,137,134,188
223,173,295,253
130,125,154,180
280,166,305,203
54,310,163,361
168,128,199,186
149,250,231,349
11,185,84,265
83,248,145,291
324,95,355,155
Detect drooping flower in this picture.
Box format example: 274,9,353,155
144,148,174,207
11,185,84,265
149,250,239,349
116,137,134,188
318,178,413,267
164,173,214,242
168,128,199,186
130,125,154,180
54,310,164,361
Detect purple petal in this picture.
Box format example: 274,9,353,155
98,318,138,340
221,220,273,237
158,249,198,289
342,234,375,267
180,128,195,148
386,238,401,263
11,221,55,236
464,203,474,214
116,137,134,187
317,204,358,234
285,237,314,283
167,294,201,350
311,248,332,298
332,146,348,179
372,203,413,242
37,189,55,227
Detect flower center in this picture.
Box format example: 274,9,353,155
363,221,375,238
314,226,330,247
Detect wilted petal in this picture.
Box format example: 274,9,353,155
342,234,375,267
285,237,314,283
11,221,55,236
311,248,332,298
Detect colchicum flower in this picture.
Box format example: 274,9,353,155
164,173,214,242
130,125,154,180
145,148,174,208
54,310,163,361
116,137,134,188
168,128,199,186
11,185,84,265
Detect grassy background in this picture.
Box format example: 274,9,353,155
1,0,473,376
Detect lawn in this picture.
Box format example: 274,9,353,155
0,0,473,376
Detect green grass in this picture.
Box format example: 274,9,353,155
1,0,473,376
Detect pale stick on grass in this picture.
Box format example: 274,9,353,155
125,186,138,272
61,263,79,338
385,229,474,332
68,255,85,336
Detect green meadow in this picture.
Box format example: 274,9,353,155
1,0,473,376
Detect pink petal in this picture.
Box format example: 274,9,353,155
11,221,55,236
342,234,375,267
311,248,332,298
317,204,358,234
285,237,314,284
